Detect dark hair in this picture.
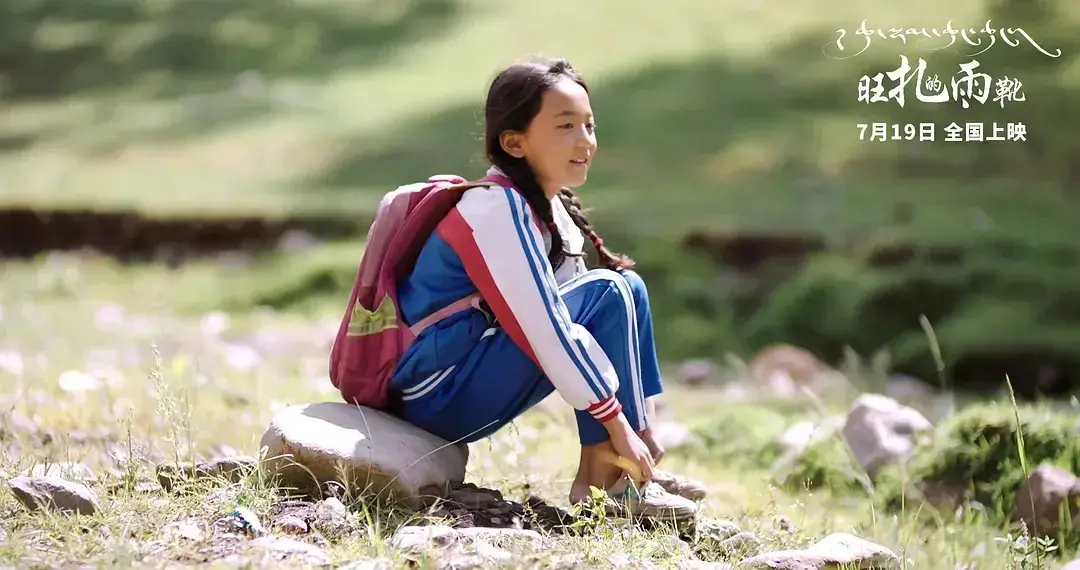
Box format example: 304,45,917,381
483,57,634,271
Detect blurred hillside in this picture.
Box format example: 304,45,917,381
2,0,1079,397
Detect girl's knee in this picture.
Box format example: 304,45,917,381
569,269,634,321
616,269,648,303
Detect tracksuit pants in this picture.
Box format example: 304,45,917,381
397,268,663,446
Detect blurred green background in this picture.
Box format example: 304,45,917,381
2,0,1079,398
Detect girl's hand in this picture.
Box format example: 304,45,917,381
640,396,664,463
604,415,655,483
639,428,665,464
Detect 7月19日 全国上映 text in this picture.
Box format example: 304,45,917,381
857,122,1027,143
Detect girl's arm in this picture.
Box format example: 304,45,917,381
437,185,622,424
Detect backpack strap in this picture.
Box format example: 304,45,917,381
404,175,512,338
408,292,483,336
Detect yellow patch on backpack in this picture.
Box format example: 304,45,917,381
346,295,398,336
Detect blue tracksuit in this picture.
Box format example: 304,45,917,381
390,166,663,445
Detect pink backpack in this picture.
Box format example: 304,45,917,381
329,172,512,411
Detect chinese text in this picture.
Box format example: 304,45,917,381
858,56,1025,108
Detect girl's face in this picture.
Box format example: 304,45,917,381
501,78,598,197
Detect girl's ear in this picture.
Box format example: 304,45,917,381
499,131,526,159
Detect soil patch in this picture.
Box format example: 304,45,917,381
0,208,367,262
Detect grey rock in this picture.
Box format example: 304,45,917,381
259,403,466,504
274,514,309,535
250,535,330,567
842,394,932,476
738,532,899,569
313,497,349,535
1012,463,1080,538
338,560,395,570
162,518,204,541
8,476,100,515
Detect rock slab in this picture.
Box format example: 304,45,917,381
260,402,467,504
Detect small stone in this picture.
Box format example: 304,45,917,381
275,515,309,535
313,497,349,534
8,476,99,515
389,525,545,570
316,497,347,519
455,526,548,550
389,524,546,553
338,560,395,570
1012,463,1080,537
163,518,204,541
739,532,898,570
389,525,459,552
250,535,330,566
842,394,932,476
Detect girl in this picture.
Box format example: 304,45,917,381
390,57,705,521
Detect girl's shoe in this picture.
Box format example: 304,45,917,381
604,480,698,522
652,469,708,501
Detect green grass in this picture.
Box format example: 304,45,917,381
0,241,367,316
4,0,1078,255
4,0,1079,240
1,254,1078,569
0,0,983,219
